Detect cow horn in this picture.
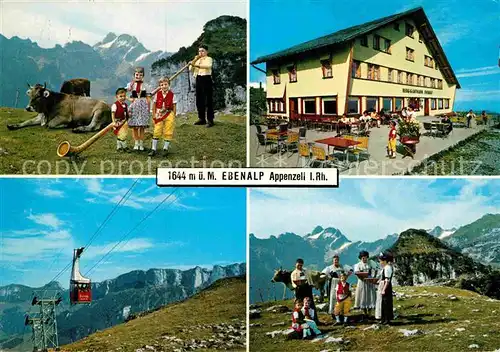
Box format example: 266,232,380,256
27,82,31,88
44,82,47,89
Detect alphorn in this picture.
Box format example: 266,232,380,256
57,55,200,157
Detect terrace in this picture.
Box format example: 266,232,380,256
250,113,493,175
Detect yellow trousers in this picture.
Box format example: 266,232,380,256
388,139,396,153
153,112,175,140
334,298,352,316
116,122,129,141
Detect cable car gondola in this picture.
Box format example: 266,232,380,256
70,247,92,304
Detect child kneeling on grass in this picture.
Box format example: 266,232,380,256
334,272,352,325
300,297,321,339
149,77,177,157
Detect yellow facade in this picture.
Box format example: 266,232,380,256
264,17,456,117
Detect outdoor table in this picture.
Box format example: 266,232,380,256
267,131,297,154
315,137,361,168
400,136,419,159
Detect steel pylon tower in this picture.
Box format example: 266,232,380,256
25,289,62,352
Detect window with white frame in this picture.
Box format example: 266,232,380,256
366,97,378,111
348,97,360,114
322,97,337,115
303,99,316,114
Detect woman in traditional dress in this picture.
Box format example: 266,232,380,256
375,252,394,325
354,250,377,321
322,255,352,317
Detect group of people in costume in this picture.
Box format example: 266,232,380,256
288,251,394,339
110,45,214,156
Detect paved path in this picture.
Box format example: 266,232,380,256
249,116,488,175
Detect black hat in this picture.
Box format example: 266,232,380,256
296,258,304,264
358,250,369,259
200,44,208,51
378,252,394,262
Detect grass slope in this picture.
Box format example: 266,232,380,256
60,276,246,352
0,108,245,174
250,286,500,352
410,128,500,175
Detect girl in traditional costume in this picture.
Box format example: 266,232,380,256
127,67,150,151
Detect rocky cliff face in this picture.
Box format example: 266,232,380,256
388,229,485,286
443,214,500,266
0,263,245,350
151,16,246,115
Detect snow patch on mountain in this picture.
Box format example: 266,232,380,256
135,52,150,62
439,230,456,240
99,37,117,49
335,242,353,253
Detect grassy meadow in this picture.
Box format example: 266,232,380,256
0,107,246,175
250,286,500,352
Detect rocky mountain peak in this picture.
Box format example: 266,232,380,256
101,32,117,44
427,226,457,239
204,15,246,31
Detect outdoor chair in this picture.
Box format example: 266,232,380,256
347,136,370,162
311,145,335,168
423,122,436,137
284,132,299,157
279,123,288,133
298,127,307,143
436,123,448,138
297,143,312,167
256,132,277,156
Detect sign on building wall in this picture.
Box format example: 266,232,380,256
402,88,434,95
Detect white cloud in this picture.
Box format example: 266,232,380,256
37,188,65,198
1,0,246,52
456,66,500,78
249,180,499,242
1,229,74,263
83,179,103,194
456,89,500,102
83,238,156,259
83,181,194,210
27,212,64,229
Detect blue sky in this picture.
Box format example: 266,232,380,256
0,179,246,288
1,0,246,52
250,178,500,240
250,0,500,111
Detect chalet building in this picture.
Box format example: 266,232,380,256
251,7,460,119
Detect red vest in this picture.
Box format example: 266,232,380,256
113,101,128,135
153,90,174,123
114,101,128,120
155,90,174,110
336,282,350,302
389,127,397,139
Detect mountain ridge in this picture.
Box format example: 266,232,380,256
0,263,246,351
250,215,500,303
